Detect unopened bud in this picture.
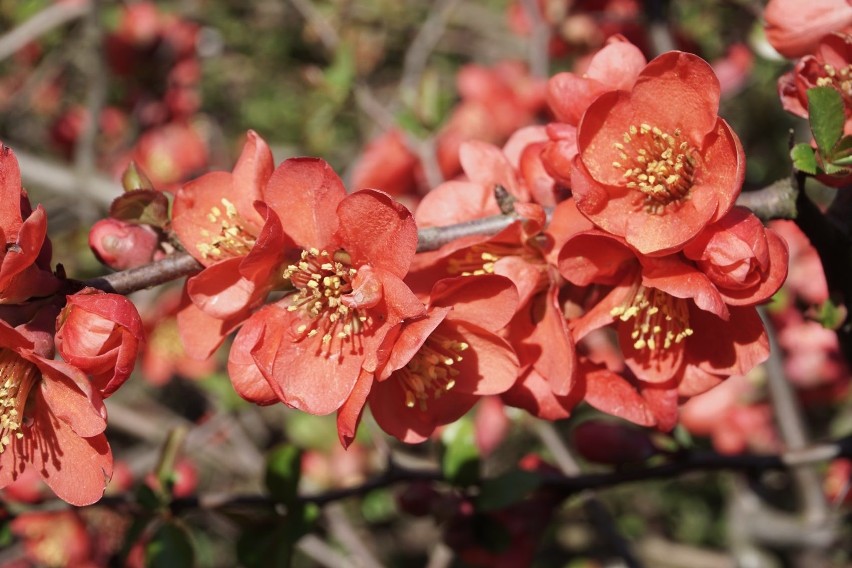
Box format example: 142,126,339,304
89,218,161,270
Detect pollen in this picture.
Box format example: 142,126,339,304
398,333,469,411
195,197,257,260
610,286,693,352
447,242,540,277
0,349,39,454
283,248,367,350
816,63,852,101
612,123,697,213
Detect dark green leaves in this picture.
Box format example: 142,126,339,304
793,87,852,180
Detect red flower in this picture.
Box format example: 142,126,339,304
228,159,425,415
764,0,852,58
570,51,745,255
559,230,768,395
173,131,287,358
0,146,59,304
547,35,646,126
683,207,789,306
56,289,145,397
10,510,93,567
778,33,852,133
0,320,112,506
340,275,520,445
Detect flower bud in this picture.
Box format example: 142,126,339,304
56,289,145,397
89,218,161,270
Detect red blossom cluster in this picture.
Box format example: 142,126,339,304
165,40,788,448
0,147,144,506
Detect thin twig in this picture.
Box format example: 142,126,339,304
399,0,462,97
533,421,644,568
15,148,119,206
324,503,384,568
760,307,831,529
520,0,550,78
0,0,91,62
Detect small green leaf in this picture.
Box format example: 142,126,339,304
812,297,847,330
807,87,844,154
830,135,852,160
440,417,480,486
791,143,818,175
135,483,165,512
830,154,852,167
324,45,355,103
822,161,850,175
146,522,195,568
265,445,302,505
476,469,542,512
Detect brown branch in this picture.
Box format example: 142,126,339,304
79,253,203,295
75,174,800,297
67,434,852,516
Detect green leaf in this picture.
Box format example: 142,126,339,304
146,522,195,568
822,161,850,175
791,143,818,175
813,297,847,330
830,154,852,167
476,469,542,512
807,86,844,154
440,417,480,486
324,45,355,104
830,135,852,160
265,445,303,505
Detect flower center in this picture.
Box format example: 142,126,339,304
398,333,468,411
817,63,852,102
196,197,257,260
610,286,693,351
283,248,367,345
447,242,542,276
612,123,697,213
0,349,39,453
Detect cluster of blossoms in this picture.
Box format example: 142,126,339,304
166,39,788,446
0,147,144,506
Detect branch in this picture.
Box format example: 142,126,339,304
737,178,798,221
520,0,550,78
0,0,91,62
69,435,852,516
76,172,801,297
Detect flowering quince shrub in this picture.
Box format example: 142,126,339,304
7,1,852,565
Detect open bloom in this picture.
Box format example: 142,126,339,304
339,275,520,445
228,159,425,416
0,319,112,506
570,51,745,255
558,230,769,412
778,33,852,134
172,131,288,358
